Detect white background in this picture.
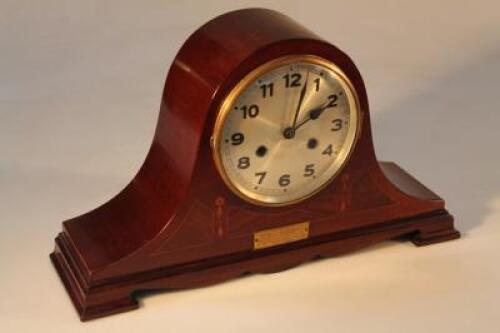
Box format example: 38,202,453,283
1,1,499,332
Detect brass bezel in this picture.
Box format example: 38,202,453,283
211,54,361,207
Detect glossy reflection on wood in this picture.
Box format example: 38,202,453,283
50,8,460,321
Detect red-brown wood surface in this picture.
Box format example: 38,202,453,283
51,8,459,321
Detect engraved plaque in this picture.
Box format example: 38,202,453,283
254,222,310,250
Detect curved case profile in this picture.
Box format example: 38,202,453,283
50,8,460,321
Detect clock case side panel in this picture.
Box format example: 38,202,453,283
50,8,459,321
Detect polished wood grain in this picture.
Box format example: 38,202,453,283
50,8,459,321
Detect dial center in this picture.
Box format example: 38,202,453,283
283,127,295,139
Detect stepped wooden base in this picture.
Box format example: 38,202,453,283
51,209,459,321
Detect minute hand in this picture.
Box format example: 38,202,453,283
291,71,309,129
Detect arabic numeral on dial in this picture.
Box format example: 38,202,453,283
322,144,333,156
259,83,273,98
278,174,291,187
283,73,301,87
331,118,343,131
327,94,338,107
304,164,315,177
237,156,250,169
239,104,259,119
231,132,244,145
255,172,267,184
314,78,320,92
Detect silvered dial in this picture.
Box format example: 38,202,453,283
213,55,359,205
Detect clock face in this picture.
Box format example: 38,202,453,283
212,55,359,206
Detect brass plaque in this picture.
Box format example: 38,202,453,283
253,222,310,250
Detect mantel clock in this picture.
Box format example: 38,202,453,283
51,9,460,321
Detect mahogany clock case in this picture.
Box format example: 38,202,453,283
50,8,460,321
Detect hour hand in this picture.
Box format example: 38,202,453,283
293,102,329,131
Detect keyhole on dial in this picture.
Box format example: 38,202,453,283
307,138,318,149
256,145,268,157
